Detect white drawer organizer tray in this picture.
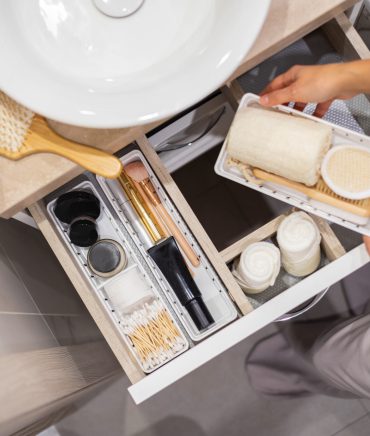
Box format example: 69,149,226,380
47,180,190,373
215,93,370,236
97,147,237,341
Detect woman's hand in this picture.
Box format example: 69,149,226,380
259,63,363,117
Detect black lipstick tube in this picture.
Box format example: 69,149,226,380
148,237,214,331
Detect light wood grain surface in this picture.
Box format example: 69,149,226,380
0,0,357,218
312,215,347,260
228,0,358,80
220,215,286,264
220,212,346,263
324,12,370,59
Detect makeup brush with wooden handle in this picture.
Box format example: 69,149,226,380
125,161,200,268
0,92,122,178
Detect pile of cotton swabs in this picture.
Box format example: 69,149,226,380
122,299,186,371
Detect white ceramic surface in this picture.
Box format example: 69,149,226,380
0,0,270,128
93,0,144,18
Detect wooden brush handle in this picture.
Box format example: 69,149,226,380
253,168,370,217
155,203,200,268
253,168,313,196
27,117,122,178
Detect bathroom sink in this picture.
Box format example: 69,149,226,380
0,0,270,128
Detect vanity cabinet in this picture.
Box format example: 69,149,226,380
2,0,370,406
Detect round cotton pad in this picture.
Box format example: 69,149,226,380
321,145,370,200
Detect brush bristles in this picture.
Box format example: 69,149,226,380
124,161,150,183
317,179,370,206
0,91,34,152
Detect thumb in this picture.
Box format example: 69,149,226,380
260,86,295,107
364,236,370,256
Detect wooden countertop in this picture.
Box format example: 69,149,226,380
0,0,357,218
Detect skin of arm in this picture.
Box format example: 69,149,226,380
259,60,370,254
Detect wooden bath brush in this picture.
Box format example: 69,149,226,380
0,91,122,178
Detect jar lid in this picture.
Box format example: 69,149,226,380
69,217,99,247
87,239,127,278
54,190,100,224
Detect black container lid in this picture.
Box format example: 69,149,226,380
87,239,127,277
54,190,100,224
185,298,214,331
69,217,98,247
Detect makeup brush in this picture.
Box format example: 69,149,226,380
0,92,122,178
125,161,200,268
117,165,214,331
118,168,167,242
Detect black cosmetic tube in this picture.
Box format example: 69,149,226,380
148,237,214,331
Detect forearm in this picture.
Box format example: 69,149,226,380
339,60,370,95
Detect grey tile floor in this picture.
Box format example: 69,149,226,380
55,318,370,436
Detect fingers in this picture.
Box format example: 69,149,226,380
313,100,333,118
260,86,295,107
364,236,370,256
260,66,300,96
293,102,306,112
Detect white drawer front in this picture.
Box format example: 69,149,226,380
129,244,369,403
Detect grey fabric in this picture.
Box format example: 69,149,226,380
246,263,370,399
246,332,355,398
313,314,370,398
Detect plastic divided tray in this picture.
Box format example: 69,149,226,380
215,93,370,237
47,181,189,373
97,148,238,342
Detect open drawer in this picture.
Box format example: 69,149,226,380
29,133,370,404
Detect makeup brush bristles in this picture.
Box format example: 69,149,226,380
124,161,150,183
0,91,34,152
122,299,186,371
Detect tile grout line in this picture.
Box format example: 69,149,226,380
0,229,84,317
0,243,60,346
329,410,370,436
359,398,370,413
0,311,80,317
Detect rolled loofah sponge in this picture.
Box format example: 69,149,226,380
227,107,332,186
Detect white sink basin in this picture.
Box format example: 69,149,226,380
0,0,270,128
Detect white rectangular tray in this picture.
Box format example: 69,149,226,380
97,148,238,342
215,93,370,237
47,180,189,373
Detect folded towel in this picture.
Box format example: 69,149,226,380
233,242,281,294
277,212,321,277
